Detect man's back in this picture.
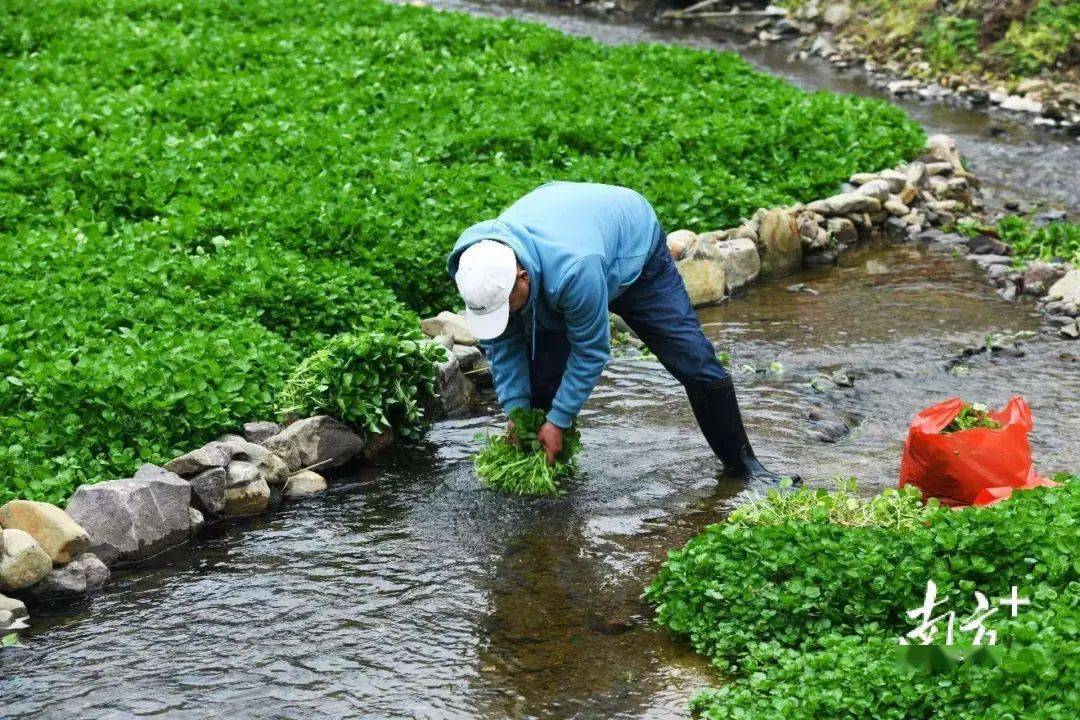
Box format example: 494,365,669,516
499,182,660,290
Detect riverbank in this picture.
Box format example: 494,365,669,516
582,0,1080,133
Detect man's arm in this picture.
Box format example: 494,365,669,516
546,254,610,429
481,312,531,416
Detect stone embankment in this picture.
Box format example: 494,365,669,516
653,134,1078,339
0,352,488,634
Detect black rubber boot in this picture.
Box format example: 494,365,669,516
686,377,800,485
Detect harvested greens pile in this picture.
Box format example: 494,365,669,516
474,408,582,496
942,402,1003,433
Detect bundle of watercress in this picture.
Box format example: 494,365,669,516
942,402,1003,433
474,408,582,496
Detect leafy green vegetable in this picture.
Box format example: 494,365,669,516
647,474,1080,718
728,476,937,529
277,325,444,439
474,408,582,496
942,403,1004,434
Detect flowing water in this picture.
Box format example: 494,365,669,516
2,4,1079,719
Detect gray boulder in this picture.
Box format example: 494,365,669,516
434,352,478,417
1022,263,1067,296
261,415,366,473
243,421,282,444
806,192,879,216
26,553,109,600
65,465,191,566
0,528,52,591
1047,269,1080,305
189,467,227,516
165,442,231,477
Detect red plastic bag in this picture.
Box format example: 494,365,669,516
899,397,1055,507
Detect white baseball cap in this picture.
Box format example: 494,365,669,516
455,240,518,340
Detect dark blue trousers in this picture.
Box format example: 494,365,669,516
529,233,729,410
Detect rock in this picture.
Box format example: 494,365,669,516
1061,321,1080,339
906,161,928,189
730,223,759,243
188,467,226,516
243,421,282,444
262,416,365,473
999,283,1019,301
188,507,204,537
1023,263,1067,296
987,263,1012,283
699,230,731,244
884,199,910,216
756,209,803,278
898,183,919,205
879,170,908,194
713,238,760,293
925,134,965,173
676,255,727,307
451,343,483,373
826,217,857,246
0,500,90,566
666,229,696,261
283,470,329,498
887,80,921,95
434,351,477,416
0,529,52,591
165,442,231,477
222,462,271,516
421,311,476,346
1047,269,1080,305
26,553,109,600
822,2,851,26
925,162,953,177
0,593,27,623
1033,210,1067,226
969,254,1013,269
849,172,877,185
1000,95,1043,114
807,192,878,215
855,179,891,202
797,214,821,245
65,466,191,566
965,235,1011,256
216,437,290,488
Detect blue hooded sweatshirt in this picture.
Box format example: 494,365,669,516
447,182,662,428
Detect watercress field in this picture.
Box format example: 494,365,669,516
0,0,923,503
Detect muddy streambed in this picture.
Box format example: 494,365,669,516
411,0,1080,215
3,243,1078,719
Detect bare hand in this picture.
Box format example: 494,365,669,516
537,422,564,466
